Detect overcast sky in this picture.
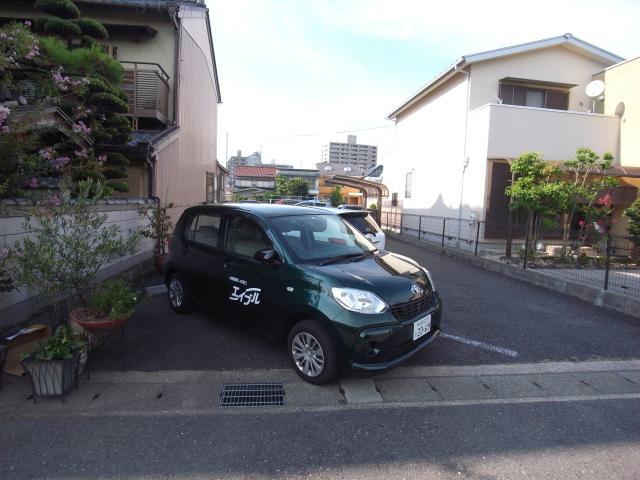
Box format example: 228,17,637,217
208,0,638,169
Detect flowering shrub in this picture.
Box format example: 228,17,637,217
0,22,40,69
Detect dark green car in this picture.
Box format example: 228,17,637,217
165,204,442,384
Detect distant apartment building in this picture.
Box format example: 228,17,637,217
5,0,223,214
321,135,378,174
227,151,262,173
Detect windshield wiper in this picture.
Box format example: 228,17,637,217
318,251,375,266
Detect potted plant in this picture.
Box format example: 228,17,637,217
70,279,139,333
138,200,174,273
21,325,86,402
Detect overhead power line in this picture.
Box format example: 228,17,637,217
263,124,393,139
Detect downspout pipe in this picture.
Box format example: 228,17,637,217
454,65,471,248
169,4,181,126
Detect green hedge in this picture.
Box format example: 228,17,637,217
104,116,132,133
106,181,129,193
35,0,81,19
92,129,113,144
104,152,130,167
38,17,82,37
39,38,123,84
103,167,127,180
87,92,129,113
72,18,108,40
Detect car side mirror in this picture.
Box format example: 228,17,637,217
254,249,281,265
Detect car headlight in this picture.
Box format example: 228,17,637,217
331,287,388,314
421,267,436,291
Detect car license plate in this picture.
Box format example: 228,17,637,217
413,315,431,341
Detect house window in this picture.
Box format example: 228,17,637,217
405,171,413,198
499,83,569,110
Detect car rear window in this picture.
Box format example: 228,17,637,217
341,213,381,235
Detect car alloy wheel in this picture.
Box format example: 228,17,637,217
168,278,183,308
291,332,325,377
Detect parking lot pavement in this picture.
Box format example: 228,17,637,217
89,236,640,373
385,237,640,367
88,293,290,372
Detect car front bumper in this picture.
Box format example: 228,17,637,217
344,294,443,374
350,327,441,373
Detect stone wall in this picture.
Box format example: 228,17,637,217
0,199,155,330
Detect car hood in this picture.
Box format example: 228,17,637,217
304,252,432,306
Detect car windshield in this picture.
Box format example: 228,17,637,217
341,213,381,235
270,213,376,263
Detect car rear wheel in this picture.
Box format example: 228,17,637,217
287,320,338,385
167,272,193,313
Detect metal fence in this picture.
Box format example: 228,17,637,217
380,210,640,298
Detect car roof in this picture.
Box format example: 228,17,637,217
186,203,334,218
312,206,368,216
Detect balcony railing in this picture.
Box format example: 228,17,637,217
120,61,170,126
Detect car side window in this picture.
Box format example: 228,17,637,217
186,213,221,248
227,216,273,259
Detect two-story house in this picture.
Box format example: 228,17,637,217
4,0,222,216
386,34,634,239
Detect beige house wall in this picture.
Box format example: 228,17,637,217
596,57,640,167
155,16,219,221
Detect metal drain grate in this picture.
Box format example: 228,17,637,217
219,383,286,407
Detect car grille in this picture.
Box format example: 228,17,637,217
390,293,433,322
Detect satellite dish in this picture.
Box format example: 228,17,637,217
586,80,605,98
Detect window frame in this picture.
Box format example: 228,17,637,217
223,213,280,263
184,211,223,251
405,171,413,199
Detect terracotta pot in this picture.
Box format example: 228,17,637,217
70,307,128,333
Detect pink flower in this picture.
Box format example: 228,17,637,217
28,177,38,189
51,156,70,170
0,105,10,125
1,126,9,134
24,20,32,27
578,220,585,227
72,121,91,136
0,248,8,258
75,149,89,159
39,147,54,160
97,154,107,163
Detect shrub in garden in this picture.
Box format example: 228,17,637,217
35,0,81,19
72,18,108,40
6,179,139,305
106,181,129,193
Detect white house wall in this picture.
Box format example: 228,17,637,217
389,74,469,217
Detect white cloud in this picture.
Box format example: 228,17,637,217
209,0,639,169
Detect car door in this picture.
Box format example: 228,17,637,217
181,210,226,313
221,213,284,336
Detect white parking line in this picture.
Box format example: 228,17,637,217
440,333,519,358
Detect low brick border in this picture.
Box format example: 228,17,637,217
387,232,640,319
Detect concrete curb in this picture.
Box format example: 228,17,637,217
387,232,640,319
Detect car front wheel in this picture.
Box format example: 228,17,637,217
287,320,338,385
167,272,193,313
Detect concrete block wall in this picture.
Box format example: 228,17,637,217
0,200,155,330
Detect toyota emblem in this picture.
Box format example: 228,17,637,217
411,284,424,295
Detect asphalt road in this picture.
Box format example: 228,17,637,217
2,399,639,479
90,236,640,371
